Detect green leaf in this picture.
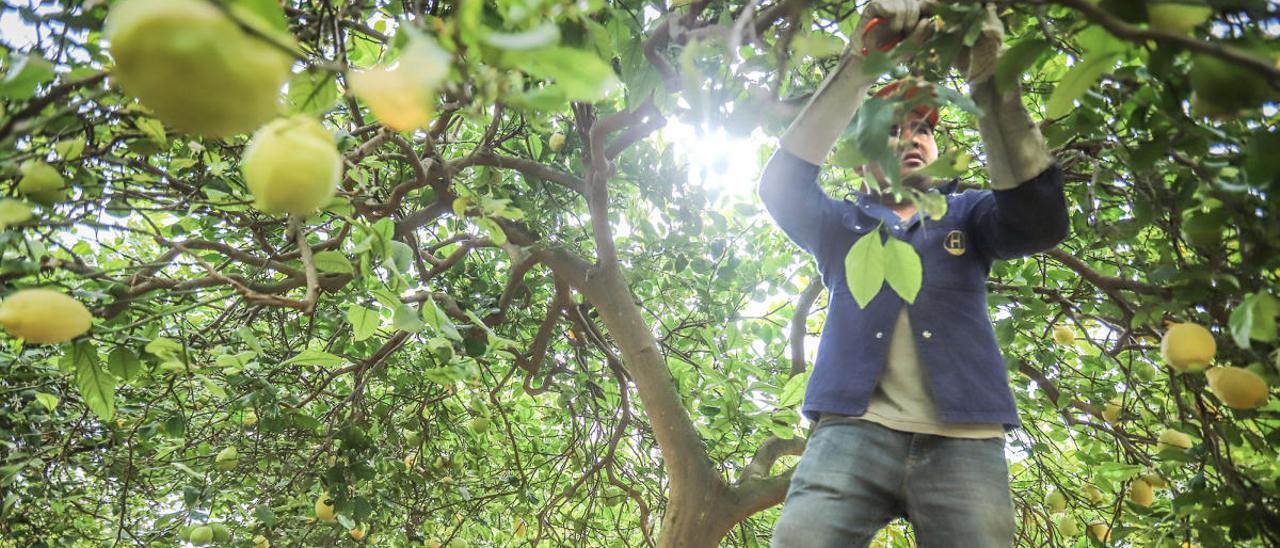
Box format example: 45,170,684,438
284,349,346,368
844,231,886,309
285,69,340,117
312,251,354,274
482,22,560,50
995,38,1049,94
392,303,427,333
1045,51,1121,120
884,237,923,304
135,117,167,148
1230,292,1278,349
107,347,143,382
779,370,810,408
227,0,291,34
72,342,115,421
912,151,971,180
347,304,379,341
847,97,894,163
0,54,55,100
476,217,507,245
513,47,620,102
54,137,86,161
33,392,59,411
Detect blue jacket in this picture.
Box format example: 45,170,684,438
759,149,1068,430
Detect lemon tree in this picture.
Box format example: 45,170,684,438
0,1,1277,547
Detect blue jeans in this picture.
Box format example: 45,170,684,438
771,416,1014,547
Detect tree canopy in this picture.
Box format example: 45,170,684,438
0,0,1278,546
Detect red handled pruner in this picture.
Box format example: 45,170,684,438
860,16,905,56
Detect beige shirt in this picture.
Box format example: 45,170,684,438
852,307,1006,439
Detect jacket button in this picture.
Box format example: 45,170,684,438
875,332,883,339
922,330,932,339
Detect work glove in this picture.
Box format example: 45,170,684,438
965,4,1054,190
781,0,933,165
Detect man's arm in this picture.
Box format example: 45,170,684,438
760,1,930,253
964,5,1070,259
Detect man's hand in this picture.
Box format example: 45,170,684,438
858,0,937,57
963,4,1055,190
961,4,1005,84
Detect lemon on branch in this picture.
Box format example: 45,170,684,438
1157,428,1194,451
189,525,213,546
1128,478,1154,507
105,0,294,138
1161,322,1215,373
1055,514,1081,536
1052,325,1075,345
1204,366,1269,409
0,288,92,344
315,493,336,522
348,32,452,132
242,115,342,216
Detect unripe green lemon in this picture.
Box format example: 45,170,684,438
214,446,239,471
1055,514,1081,536
209,522,230,542
1052,325,1075,345
1045,489,1067,513
0,288,93,344
189,525,214,545
470,416,491,434
241,115,342,215
105,0,293,137
1161,322,1215,373
17,160,67,205
0,199,34,227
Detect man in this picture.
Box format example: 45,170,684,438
760,1,1068,546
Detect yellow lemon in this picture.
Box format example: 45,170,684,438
1088,522,1111,543
105,0,293,137
0,288,93,344
1128,478,1153,507
548,132,566,152
1083,484,1106,505
1052,325,1075,345
348,34,451,131
1161,322,1215,373
315,494,336,522
350,528,366,541
1157,428,1193,451
1204,366,1269,409
242,115,342,216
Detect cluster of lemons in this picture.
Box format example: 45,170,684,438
2,0,453,347
1048,319,1270,541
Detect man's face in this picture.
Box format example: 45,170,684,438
861,110,940,193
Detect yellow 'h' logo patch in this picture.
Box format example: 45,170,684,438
944,230,966,256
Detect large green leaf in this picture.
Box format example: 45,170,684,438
845,231,886,309
347,304,379,341
514,47,620,102
71,342,115,421
884,237,923,304
1045,51,1122,120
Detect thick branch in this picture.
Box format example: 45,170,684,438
1041,0,1280,87
790,280,823,376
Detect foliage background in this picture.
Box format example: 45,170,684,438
0,0,1277,546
